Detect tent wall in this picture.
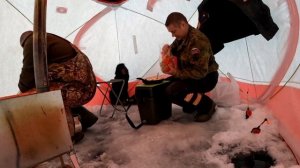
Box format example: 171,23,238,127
267,85,300,162
0,0,300,164
216,0,300,162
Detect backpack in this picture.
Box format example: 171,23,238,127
109,63,129,105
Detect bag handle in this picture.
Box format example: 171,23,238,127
124,104,144,129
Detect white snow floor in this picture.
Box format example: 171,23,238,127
39,104,300,168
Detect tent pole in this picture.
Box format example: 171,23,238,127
33,0,49,93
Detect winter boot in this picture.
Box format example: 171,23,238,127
71,114,85,144
65,107,75,137
71,106,98,131
72,131,85,144
182,92,201,113
194,95,216,122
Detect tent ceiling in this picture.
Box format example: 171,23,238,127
0,0,299,96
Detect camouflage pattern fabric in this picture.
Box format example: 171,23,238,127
170,26,218,80
48,48,96,107
48,47,96,136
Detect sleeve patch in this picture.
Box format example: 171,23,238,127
191,48,200,55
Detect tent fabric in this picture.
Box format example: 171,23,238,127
0,0,300,164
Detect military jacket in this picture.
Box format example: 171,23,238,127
18,33,77,92
170,26,218,79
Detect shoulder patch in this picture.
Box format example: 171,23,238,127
191,48,200,55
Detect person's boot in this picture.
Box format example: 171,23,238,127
182,102,197,113
71,106,98,131
72,115,85,144
182,92,199,113
72,131,85,144
194,95,216,122
65,108,75,137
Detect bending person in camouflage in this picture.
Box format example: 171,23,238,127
161,12,219,122
19,31,98,142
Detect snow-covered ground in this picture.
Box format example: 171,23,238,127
39,103,299,168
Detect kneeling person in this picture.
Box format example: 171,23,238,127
161,12,219,122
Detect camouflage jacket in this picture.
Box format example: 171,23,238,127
170,26,219,79
18,33,77,92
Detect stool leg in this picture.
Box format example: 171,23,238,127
59,156,73,168
97,85,110,116
109,80,125,118
97,80,128,118
59,156,66,167
69,151,80,168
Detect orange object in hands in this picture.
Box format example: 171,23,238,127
160,44,177,74
161,56,177,74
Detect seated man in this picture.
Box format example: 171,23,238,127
161,12,219,122
19,31,98,142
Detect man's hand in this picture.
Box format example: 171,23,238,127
160,56,177,75
161,44,170,55
162,65,176,75
160,43,177,75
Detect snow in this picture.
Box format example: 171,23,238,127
39,103,299,168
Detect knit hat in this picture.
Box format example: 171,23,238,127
20,31,33,47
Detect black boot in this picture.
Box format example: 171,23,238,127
182,101,197,113
72,132,85,144
194,95,216,122
175,92,198,113
71,106,98,131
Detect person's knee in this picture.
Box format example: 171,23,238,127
165,85,174,97
165,82,184,97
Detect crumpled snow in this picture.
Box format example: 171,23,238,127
39,104,299,168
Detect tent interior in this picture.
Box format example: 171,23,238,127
0,0,300,167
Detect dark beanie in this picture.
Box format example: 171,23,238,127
20,31,33,47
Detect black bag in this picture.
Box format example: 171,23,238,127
109,63,129,105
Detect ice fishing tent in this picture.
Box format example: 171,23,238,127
0,0,299,164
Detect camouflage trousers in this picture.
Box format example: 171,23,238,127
48,49,96,137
